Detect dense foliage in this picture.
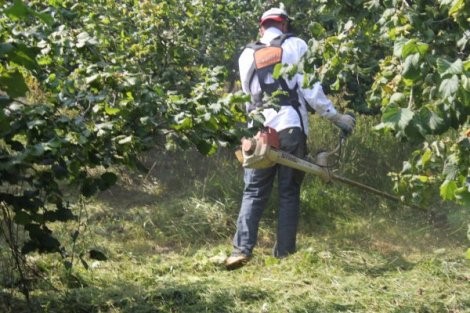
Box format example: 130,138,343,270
280,0,469,205
0,0,253,257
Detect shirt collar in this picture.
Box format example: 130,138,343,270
260,27,284,44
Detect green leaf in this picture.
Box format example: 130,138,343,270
309,22,325,37
105,104,120,115
390,92,406,105
443,153,460,180
76,32,97,48
402,53,420,80
414,107,446,135
117,135,132,144
173,115,193,130
427,111,445,132
4,0,30,20
416,175,430,183
455,187,470,206
402,40,429,58
437,58,463,77
3,43,39,70
417,148,432,167
381,106,414,131
464,60,470,71
86,73,100,85
462,75,470,92
439,75,459,98
272,63,282,79
196,139,217,155
31,9,54,25
0,69,29,98
449,0,465,17
440,179,457,200
393,38,407,58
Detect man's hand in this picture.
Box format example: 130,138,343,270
329,112,355,135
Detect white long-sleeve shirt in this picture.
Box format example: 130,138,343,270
238,27,337,134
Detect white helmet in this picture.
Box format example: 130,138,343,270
259,8,289,25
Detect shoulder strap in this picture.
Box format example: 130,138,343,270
248,32,297,98
269,32,293,47
246,41,265,51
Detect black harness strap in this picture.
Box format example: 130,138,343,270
247,33,306,133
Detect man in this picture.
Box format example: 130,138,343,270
225,7,355,270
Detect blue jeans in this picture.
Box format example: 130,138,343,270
232,127,306,258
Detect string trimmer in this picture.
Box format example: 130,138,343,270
235,127,425,211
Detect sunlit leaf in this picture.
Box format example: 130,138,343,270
418,148,432,167
117,135,132,144
439,75,459,98
437,58,463,77
393,38,407,58
76,32,92,48
402,40,429,58
381,106,414,131
442,153,460,180
402,53,420,80
440,180,457,200
449,0,465,17
309,22,325,37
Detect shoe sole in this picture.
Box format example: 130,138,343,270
225,256,249,270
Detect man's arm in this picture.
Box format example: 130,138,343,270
299,82,355,134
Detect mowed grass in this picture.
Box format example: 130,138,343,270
27,194,470,313
3,116,470,313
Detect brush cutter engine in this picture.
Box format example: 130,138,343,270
235,127,332,181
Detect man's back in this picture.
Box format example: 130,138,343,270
238,27,309,133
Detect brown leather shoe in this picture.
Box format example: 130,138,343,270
225,253,250,270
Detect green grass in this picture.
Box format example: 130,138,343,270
2,115,470,313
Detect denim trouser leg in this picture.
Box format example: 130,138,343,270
232,127,306,257
232,166,276,256
274,127,305,257
274,163,301,257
